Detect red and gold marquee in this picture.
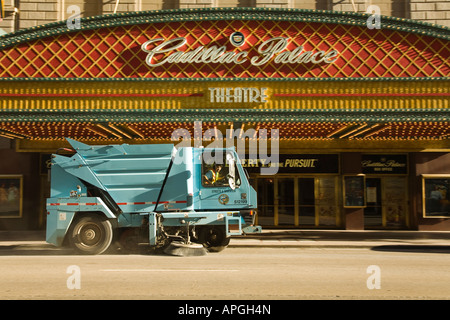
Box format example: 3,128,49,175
0,8,448,151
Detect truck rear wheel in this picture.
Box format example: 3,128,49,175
68,214,113,255
199,226,230,252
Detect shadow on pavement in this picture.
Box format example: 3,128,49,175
371,245,450,254
0,244,74,256
1,230,449,255
0,243,170,256
240,230,450,241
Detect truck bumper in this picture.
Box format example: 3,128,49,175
239,209,262,234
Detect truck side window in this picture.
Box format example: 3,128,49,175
202,155,241,188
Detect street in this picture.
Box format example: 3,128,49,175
0,244,449,300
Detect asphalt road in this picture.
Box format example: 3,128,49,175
0,245,449,300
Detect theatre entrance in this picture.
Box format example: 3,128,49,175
254,176,340,227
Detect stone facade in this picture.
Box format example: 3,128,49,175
179,0,216,9
0,0,449,34
331,0,409,18
256,0,291,9
410,0,450,27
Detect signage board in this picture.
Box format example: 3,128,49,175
243,154,339,174
361,154,408,174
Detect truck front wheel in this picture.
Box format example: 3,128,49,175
68,214,113,255
198,226,230,252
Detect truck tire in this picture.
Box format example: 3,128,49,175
199,226,230,253
68,214,113,255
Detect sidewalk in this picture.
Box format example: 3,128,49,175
0,229,449,251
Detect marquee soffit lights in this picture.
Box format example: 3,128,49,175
1,121,450,141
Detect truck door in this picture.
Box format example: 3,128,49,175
199,150,248,210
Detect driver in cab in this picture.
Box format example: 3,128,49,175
203,163,224,186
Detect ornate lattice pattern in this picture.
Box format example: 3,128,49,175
0,19,448,79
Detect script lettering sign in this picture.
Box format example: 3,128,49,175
141,37,339,68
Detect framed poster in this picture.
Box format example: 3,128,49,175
0,175,23,218
343,174,366,208
422,175,450,218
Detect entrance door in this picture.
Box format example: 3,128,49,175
256,178,275,226
298,177,339,226
255,176,339,227
298,178,315,225
365,177,408,228
316,176,339,226
383,176,408,228
365,178,382,227
277,178,295,225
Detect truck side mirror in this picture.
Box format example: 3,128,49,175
228,176,236,190
226,152,236,190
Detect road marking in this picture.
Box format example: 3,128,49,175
100,269,239,272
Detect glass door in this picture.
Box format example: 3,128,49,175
365,178,382,227
277,178,295,225
384,176,408,228
365,177,408,229
298,178,315,225
316,177,339,226
256,178,275,226
255,176,339,227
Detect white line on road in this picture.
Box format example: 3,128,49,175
101,269,240,272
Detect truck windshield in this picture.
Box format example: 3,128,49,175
202,152,241,188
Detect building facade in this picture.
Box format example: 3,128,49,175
0,7,449,231
0,0,450,33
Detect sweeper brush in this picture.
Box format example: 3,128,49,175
163,241,208,256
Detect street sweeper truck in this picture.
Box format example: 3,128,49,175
46,139,261,256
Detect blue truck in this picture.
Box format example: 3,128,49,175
46,139,261,255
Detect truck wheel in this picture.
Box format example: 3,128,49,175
199,227,230,253
68,215,113,255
